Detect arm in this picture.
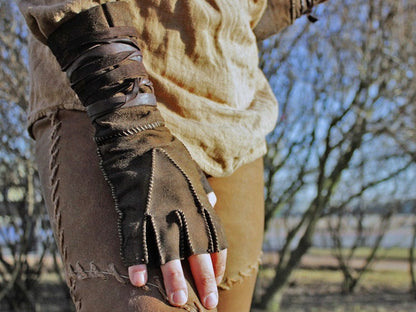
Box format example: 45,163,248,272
254,0,330,41
19,1,227,308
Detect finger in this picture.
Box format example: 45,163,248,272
210,249,227,285
128,264,148,287
161,259,188,307
207,191,217,207
189,254,218,310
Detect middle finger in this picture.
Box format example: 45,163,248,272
189,253,218,310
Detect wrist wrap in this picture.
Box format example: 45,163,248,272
292,0,324,23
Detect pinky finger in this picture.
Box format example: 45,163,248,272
128,264,148,287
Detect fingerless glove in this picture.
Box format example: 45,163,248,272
47,2,227,267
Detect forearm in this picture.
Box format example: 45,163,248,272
254,0,329,41
16,0,126,44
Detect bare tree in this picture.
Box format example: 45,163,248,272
255,0,416,309
328,202,396,294
410,219,416,298
408,201,416,298
0,1,71,310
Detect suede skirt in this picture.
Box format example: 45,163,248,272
33,110,265,312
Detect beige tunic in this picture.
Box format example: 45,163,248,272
18,0,303,177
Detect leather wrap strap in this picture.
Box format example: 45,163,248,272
47,2,136,69
47,2,156,121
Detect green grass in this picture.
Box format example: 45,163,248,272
260,267,410,289
259,250,410,289
308,247,409,261
291,268,410,289
255,267,414,312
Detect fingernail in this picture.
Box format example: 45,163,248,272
204,292,218,309
171,290,187,306
133,271,146,286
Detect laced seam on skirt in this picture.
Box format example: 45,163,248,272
68,261,201,311
48,111,82,309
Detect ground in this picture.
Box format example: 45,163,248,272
1,250,416,311
278,271,415,312
253,250,416,311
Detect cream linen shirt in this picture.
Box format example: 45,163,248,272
19,0,279,177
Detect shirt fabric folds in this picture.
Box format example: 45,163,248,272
19,0,284,177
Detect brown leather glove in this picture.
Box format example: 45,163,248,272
47,2,227,267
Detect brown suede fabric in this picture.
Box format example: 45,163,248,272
44,2,227,267
20,0,279,178
46,2,137,69
33,111,207,311
33,110,264,311
95,106,227,267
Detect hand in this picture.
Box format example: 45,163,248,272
46,8,228,308
128,193,227,310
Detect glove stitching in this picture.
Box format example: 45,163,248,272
144,149,196,264
95,136,222,266
156,148,220,254
141,149,165,264
141,215,149,263
149,215,165,264
141,150,155,263
202,209,218,253
94,121,164,144
141,213,164,263
174,209,194,258
95,146,128,264
144,148,157,216
156,148,204,210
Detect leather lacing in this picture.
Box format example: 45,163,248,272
292,0,319,23
56,27,157,122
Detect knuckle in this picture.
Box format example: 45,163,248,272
199,274,217,288
165,269,184,280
